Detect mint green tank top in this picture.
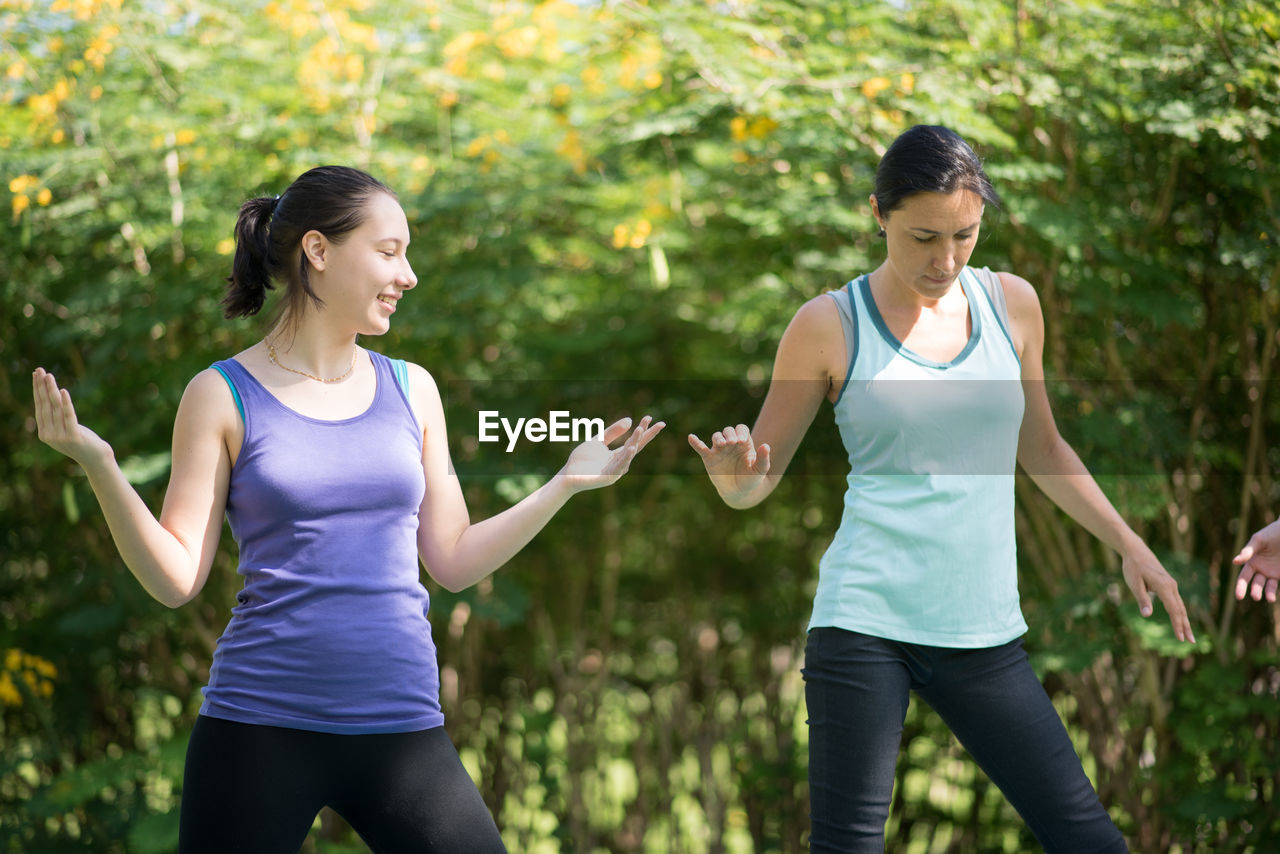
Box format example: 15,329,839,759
807,267,1028,647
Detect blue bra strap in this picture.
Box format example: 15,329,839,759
211,364,245,423
391,358,409,396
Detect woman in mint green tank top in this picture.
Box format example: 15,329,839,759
690,125,1195,853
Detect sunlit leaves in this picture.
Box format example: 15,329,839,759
3,1,1280,850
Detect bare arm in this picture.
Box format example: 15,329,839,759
1002,273,1195,643
688,295,840,508
408,364,663,592
32,368,235,607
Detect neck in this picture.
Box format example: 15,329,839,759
265,323,359,381
871,263,967,313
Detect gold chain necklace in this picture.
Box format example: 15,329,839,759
264,339,357,383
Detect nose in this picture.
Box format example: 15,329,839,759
398,258,417,290
932,242,959,275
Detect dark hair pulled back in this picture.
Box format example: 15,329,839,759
223,165,396,321
874,125,1001,229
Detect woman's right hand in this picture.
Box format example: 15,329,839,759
688,424,772,508
1234,519,1280,603
33,368,113,468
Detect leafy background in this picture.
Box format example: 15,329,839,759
3,0,1279,851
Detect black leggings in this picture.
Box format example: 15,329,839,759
803,627,1128,853
179,715,507,854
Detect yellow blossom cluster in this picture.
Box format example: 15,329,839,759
0,648,57,707
555,124,588,175
443,30,488,77
617,37,663,92
612,218,652,250
264,0,321,40
9,173,52,222
150,129,197,149
495,22,539,60
463,129,510,171
265,0,379,111
861,72,915,99
49,0,120,21
445,2,576,80
730,114,780,142
84,24,119,71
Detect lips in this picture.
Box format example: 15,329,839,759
377,295,397,310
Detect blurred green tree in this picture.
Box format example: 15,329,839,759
3,0,1277,851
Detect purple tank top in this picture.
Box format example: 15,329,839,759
199,350,443,734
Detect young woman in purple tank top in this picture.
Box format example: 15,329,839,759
32,165,663,853
688,126,1195,852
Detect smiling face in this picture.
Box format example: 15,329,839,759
872,189,984,301
304,191,418,336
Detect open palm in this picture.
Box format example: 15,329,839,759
559,416,664,492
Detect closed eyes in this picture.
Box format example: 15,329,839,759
912,232,976,243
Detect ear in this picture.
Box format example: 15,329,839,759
868,194,884,230
300,230,328,271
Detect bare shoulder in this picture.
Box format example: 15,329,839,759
403,361,441,401
182,367,241,417
794,291,843,324
776,292,847,385
785,292,844,344
993,271,1044,359
172,368,242,454
993,271,1042,320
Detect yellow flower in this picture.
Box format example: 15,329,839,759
861,76,891,99
444,31,486,58
0,672,19,707
629,218,651,249
497,26,539,59
11,194,28,219
749,116,779,139
344,54,364,82
0,649,57,704
37,188,51,205
556,129,587,174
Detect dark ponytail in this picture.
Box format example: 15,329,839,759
222,196,279,318
874,125,1001,221
221,166,396,322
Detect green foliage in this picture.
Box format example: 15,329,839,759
3,0,1279,851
